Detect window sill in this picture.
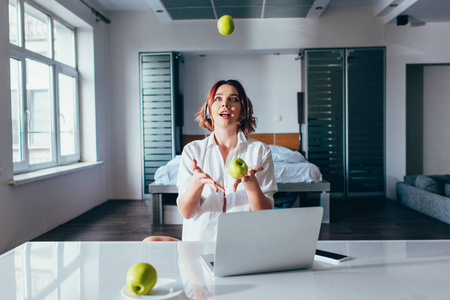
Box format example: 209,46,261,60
8,161,104,186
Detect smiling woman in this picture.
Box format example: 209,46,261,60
196,79,256,135
144,79,277,242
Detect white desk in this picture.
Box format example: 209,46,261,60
1,240,449,299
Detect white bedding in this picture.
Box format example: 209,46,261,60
154,145,322,184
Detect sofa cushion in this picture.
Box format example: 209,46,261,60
430,174,450,185
415,175,444,195
403,175,418,186
445,183,450,197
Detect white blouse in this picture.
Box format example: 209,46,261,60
176,131,278,241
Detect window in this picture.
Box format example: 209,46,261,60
9,0,80,173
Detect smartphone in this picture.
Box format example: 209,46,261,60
315,249,350,264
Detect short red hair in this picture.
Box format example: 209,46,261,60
195,80,257,135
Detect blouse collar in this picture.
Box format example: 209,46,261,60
206,130,247,149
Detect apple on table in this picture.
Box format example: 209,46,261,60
126,262,158,295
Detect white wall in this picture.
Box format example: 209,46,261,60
107,6,387,199
179,54,301,134
383,23,450,198
106,6,450,201
423,65,450,174
0,0,111,254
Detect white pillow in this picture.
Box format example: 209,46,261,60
268,145,306,163
154,155,181,184
166,155,181,166
273,162,322,183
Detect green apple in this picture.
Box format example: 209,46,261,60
126,262,157,295
217,15,234,35
229,158,248,179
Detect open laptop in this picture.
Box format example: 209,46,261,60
201,206,323,277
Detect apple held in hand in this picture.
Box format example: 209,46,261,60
217,15,234,35
229,158,248,179
126,262,157,295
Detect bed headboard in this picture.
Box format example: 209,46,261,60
182,133,300,152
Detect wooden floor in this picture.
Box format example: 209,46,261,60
33,197,450,242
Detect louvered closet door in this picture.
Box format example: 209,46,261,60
305,48,385,196
346,48,385,194
140,53,175,195
306,50,345,194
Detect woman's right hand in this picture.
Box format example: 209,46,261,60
178,158,225,219
191,159,225,193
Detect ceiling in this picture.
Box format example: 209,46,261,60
84,0,450,24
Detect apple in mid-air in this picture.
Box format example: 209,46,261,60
126,262,157,295
217,15,234,35
229,158,248,179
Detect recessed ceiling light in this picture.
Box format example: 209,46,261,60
390,4,398,7
315,6,323,10
156,10,164,13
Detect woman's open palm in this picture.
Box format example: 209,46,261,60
191,159,225,193
232,166,263,192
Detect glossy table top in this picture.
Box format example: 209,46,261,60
1,240,449,299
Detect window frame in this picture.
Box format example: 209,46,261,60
9,0,80,174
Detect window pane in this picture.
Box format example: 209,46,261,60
54,20,75,67
10,58,24,163
24,3,51,57
26,59,53,164
58,74,77,156
9,0,20,46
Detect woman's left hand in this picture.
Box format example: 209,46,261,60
232,166,263,192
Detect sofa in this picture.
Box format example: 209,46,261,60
396,174,450,225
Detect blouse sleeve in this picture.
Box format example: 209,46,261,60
176,145,195,201
256,148,278,207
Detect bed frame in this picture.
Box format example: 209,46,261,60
183,133,301,152
149,133,330,225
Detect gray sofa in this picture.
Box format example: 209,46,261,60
397,174,450,225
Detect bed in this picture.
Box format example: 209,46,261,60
149,133,330,224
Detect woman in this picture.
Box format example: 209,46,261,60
144,80,277,242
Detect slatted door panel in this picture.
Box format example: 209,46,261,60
141,53,174,194
346,48,385,194
306,50,345,194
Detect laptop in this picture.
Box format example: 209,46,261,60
201,206,323,277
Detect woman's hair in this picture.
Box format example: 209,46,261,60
195,79,257,135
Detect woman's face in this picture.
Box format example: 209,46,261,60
210,84,242,128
